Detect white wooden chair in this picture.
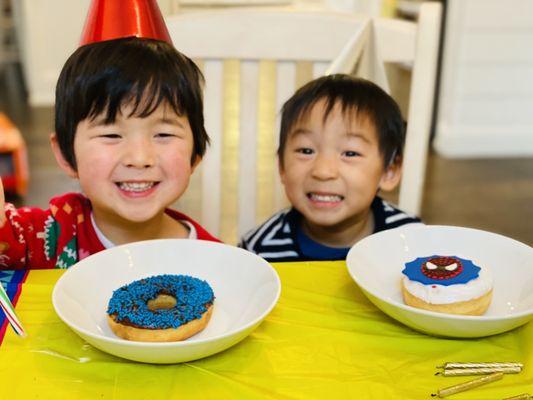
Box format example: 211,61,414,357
166,3,441,243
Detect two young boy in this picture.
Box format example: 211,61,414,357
0,25,418,269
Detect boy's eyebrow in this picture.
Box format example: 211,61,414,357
291,128,372,144
345,131,372,144
87,116,185,129
87,116,110,127
290,128,313,136
157,117,185,129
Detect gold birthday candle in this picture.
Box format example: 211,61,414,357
501,394,531,400
437,362,524,370
431,372,504,398
436,366,522,376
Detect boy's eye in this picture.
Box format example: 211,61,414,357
155,133,176,138
100,134,121,139
296,148,314,155
343,150,361,157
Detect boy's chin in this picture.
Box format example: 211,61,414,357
300,212,345,228
119,210,165,223
104,206,167,225
300,209,365,230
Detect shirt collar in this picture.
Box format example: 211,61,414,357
90,213,197,249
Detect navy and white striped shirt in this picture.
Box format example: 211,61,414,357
239,196,421,262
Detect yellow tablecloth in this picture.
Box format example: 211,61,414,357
1,262,531,399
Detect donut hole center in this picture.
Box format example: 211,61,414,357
147,294,177,311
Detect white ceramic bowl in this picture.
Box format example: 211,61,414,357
346,225,533,338
52,239,281,363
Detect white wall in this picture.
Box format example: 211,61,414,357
12,0,91,105
434,0,533,157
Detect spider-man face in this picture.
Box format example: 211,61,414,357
421,256,463,280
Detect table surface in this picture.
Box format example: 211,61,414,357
1,262,531,399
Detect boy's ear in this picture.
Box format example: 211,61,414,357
191,155,202,173
50,133,78,179
278,157,287,185
379,159,402,192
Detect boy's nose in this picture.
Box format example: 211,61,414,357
311,153,338,180
122,138,156,168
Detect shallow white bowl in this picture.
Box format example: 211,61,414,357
346,225,533,338
52,239,281,363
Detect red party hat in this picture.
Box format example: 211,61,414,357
80,0,172,46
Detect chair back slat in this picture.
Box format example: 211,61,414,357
168,10,368,61
201,60,224,235
398,3,442,215
273,61,296,213
373,18,417,63
238,60,260,238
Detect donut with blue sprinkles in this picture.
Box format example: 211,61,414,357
107,274,215,342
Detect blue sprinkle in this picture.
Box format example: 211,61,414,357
107,275,214,329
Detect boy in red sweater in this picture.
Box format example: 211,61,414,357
0,1,218,269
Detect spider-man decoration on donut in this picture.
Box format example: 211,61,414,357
421,256,463,280
402,255,480,286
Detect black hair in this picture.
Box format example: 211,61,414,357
278,74,405,168
55,37,208,169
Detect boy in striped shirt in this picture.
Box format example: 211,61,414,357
239,75,421,262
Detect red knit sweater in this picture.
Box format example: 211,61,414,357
0,192,220,269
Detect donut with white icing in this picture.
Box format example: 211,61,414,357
107,274,214,342
401,256,492,316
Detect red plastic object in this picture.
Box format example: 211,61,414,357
0,113,29,197
80,0,172,46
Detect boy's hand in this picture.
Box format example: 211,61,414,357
0,177,5,228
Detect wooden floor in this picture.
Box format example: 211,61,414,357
1,63,532,246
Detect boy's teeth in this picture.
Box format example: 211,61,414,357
309,193,342,202
118,182,155,192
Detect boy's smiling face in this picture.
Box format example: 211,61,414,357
280,99,401,242
53,102,198,227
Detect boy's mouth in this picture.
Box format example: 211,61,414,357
116,181,159,193
307,192,344,202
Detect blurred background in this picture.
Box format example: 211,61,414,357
0,0,532,245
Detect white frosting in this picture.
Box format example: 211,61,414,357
403,267,493,304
